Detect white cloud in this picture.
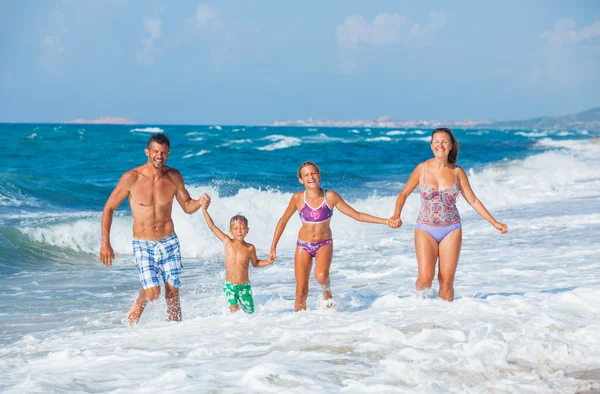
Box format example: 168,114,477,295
195,4,219,28
336,13,408,49
533,18,600,84
137,17,163,65
541,18,600,45
336,11,446,49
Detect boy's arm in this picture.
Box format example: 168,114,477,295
250,245,274,267
201,205,230,243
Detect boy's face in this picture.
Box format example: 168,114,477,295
229,221,249,240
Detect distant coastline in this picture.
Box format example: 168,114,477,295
270,106,600,131
64,116,138,125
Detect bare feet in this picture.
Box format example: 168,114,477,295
324,298,337,310
127,301,145,326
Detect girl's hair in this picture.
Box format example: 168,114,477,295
230,214,248,227
431,128,459,164
297,161,320,179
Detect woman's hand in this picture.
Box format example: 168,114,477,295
388,217,402,229
269,248,277,262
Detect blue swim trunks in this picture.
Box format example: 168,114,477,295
132,233,183,289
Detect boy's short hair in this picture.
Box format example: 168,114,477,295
230,214,248,227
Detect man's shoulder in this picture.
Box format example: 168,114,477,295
164,167,183,180
121,168,143,183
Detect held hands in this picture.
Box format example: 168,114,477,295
492,221,509,234
200,193,211,210
387,217,402,229
99,242,115,267
268,248,276,263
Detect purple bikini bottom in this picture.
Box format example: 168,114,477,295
415,223,462,243
296,238,333,257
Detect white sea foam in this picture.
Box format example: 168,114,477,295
182,150,210,158
386,130,407,136
218,139,253,147
515,131,549,137
258,135,302,151
129,127,164,133
366,136,392,142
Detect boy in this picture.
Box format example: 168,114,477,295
201,202,273,313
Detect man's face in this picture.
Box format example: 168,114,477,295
145,142,170,169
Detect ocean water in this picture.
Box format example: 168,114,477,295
1,123,599,393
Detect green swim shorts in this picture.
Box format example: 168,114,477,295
222,281,254,314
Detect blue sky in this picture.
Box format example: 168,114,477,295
1,1,599,125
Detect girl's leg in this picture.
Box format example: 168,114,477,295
314,242,334,302
294,246,313,311
437,228,462,301
414,229,440,292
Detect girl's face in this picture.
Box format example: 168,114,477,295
299,165,320,188
430,132,453,158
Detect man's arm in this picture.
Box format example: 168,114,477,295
100,171,136,267
171,169,209,214
250,245,274,267
201,205,230,243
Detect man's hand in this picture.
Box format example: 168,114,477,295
200,193,211,209
100,243,115,267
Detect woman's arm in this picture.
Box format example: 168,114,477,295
390,163,422,228
269,193,301,261
457,167,508,233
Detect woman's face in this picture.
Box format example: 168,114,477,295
430,132,453,159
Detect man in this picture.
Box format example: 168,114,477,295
99,133,209,325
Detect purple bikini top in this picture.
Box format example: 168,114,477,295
299,189,334,223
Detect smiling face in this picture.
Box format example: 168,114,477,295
298,164,321,189
430,132,453,159
145,142,170,169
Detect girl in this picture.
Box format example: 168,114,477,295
269,161,397,311
390,128,508,301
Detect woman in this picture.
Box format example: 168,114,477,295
269,161,396,311
391,128,508,301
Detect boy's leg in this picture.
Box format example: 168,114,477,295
223,282,239,313
238,284,255,314
314,242,334,304
164,282,181,321
294,246,313,311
